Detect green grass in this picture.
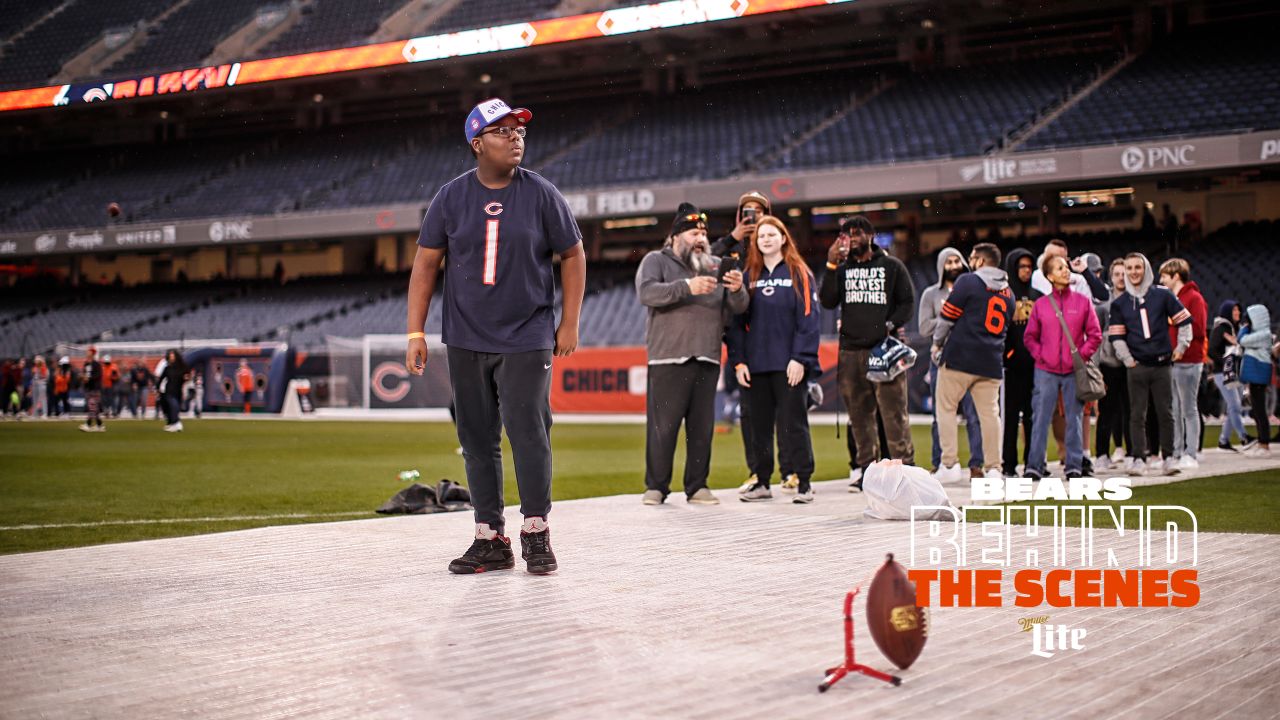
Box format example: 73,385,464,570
1,418,1273,553
999,470,1280,535
2,418,914,554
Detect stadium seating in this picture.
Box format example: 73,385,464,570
0,0,65,43
537,75,859,189
0,0,180,89
767,56,1104,172
251,0,406,59
426,0,563,35
1023,28,1280,150
105,0,266,77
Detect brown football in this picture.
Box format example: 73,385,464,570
107,202,121,217
866,553,927,669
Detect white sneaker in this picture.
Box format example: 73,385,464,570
1160,457,1181,476
1111,448,1127,463
1177,455,1199,471
1244,446,1272,458
780,474,800,494
848,466,864,493
1144,457,1163,474
983,468,1003,480
934,463,967,485
738,473,760,494
78,423,93,432
793,490,814,504
1093,456,1113,472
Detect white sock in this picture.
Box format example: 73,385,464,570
521,516,548,533
475,523,499,540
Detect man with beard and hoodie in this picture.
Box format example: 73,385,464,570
1158,258,1209,470
1207,299,1247,452
919,247,984,476
638,202,748,506
1108,252,1192,476
1002,248,1041,476
710,190,770,493
820,215,916,472
930,243,1012,483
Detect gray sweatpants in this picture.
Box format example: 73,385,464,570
447,346,554,534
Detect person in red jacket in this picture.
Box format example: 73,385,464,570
236,359,254,414
1159,258,1208,470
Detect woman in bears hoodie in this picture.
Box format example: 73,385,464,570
729,216,821,504
1239,303,1274,457
1023,254,1102,479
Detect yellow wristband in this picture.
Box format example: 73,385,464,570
825,262,838,270
407,332,425,340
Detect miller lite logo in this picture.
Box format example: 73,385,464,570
484,202,504,216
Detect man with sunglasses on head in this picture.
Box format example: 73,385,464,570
407,98,586,576
820,216,916,476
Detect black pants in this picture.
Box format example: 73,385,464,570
745,371,815,491
1127,364,1174,460
727,361,752,474
447,346,554,534
1095,364,1131,457
645,360,719,498
1002,363,1034,474
162,392,182,424
1249,383,1271,445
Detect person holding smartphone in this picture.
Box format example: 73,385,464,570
638,203,748,505
707,191,773,492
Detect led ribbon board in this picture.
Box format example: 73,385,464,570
0,0,854,113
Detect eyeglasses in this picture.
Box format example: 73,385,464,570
480,126,526,139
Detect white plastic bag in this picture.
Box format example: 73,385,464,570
862,459,953,520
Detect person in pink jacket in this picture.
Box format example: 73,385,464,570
1023,255,1102,479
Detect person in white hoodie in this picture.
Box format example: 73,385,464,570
918,247,983,475
1239,304,1274,458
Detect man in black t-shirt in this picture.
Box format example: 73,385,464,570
407,98,586,575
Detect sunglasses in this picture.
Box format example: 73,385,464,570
682,213,707,223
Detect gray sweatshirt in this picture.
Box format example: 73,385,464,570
918,247,969,341
636,247,749,364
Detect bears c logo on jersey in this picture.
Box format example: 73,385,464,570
484,202,504,216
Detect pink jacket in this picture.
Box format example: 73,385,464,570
1024,287,1102,374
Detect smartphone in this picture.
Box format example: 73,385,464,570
717,256,740,281
741,208,757,224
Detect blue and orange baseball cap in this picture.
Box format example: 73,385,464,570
464,98,532,143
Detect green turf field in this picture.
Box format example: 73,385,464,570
0,419,1273,554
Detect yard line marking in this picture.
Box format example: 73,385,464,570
0,512,373,531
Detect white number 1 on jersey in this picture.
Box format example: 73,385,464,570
483,219,499,285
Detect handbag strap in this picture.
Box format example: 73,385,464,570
1046,291,1085,369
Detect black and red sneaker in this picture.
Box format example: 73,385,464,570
520,528,558,575
448,536,515,574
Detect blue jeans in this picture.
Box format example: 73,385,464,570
1028,369,1084,475
929,362,983,469
1213,372,1247,443
1170,363,1202,458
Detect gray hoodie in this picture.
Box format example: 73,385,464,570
918,247,969,341
1240,304,1274,365
636,246,749,364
